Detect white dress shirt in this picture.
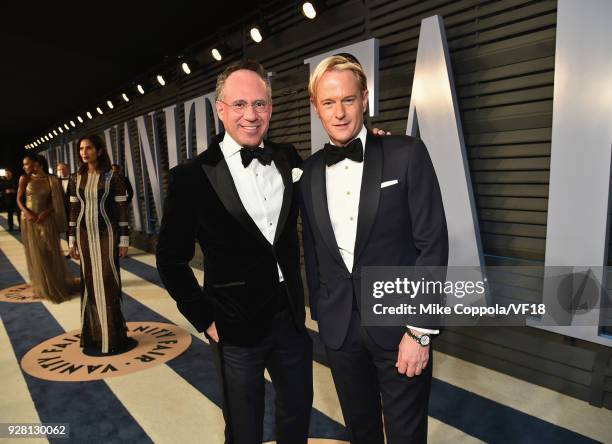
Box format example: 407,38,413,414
60,176,69,193
220,133,285,281
325,125,438,335
326,125,367,273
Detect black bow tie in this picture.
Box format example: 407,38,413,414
240,146,272,168
323,138,364,166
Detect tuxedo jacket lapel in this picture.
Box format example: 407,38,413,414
271,143,292,244
354,133,383,266
310,154,349,272
200,141,270,247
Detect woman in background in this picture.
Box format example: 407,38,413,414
17,153,75,303
68,134,135,356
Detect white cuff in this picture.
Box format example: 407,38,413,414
119,236,130,247
68,236,76,248
407,326,439,335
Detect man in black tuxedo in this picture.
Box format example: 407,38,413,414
56,163,71,258
299,56,448,443
156,60,312,444
1,168,20,231
56,163,70,215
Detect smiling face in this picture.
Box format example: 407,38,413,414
312,69,368,147
215,69,272,148
79,139,100,166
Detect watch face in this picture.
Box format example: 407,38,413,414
420,335,430,346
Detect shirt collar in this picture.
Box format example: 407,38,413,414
329,125,367,152
220,132,264,159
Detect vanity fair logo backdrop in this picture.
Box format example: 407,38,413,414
41,0,612,346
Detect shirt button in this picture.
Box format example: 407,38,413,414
346,191,351,195
269,222,273,226
345,166,349,170
350,217,354,221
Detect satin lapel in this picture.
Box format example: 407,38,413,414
271,145,292,244
310,155,349,272
200,143,270,246
353,134,383,267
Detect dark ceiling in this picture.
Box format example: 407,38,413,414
0,0,264,167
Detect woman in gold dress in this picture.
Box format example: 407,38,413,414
17,153,76,303
68,134,135,356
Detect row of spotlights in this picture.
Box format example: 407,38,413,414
28,3,320,149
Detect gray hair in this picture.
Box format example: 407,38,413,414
215,59,272,102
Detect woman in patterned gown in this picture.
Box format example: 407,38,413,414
16,153,76,303
68,134,135,356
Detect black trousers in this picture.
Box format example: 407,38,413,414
326,311,432,444
5,197,19,231
209,309,313,444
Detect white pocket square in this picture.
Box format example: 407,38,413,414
292,168,303,183
381,180,399,188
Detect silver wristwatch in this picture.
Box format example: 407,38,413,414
405,329,430,347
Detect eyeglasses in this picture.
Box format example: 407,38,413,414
219,100,270,114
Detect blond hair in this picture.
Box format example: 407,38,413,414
308,55,368,99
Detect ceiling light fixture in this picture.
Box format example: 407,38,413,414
250,27,263,43
302,2,317,19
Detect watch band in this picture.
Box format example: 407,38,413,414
405,328,431,347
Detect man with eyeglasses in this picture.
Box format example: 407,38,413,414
156,60,312,444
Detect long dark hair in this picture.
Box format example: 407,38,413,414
77,134,111,174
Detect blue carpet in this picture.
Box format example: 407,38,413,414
0,246,152,444
0,215,601,443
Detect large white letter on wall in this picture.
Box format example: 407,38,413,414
123,122,142,232
104,125,119,164
68,141,75,173
164,105,181,169
304,38,379,153
183,92,219,158
406,15,484,271
528,0,612,346
135,112,164,228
